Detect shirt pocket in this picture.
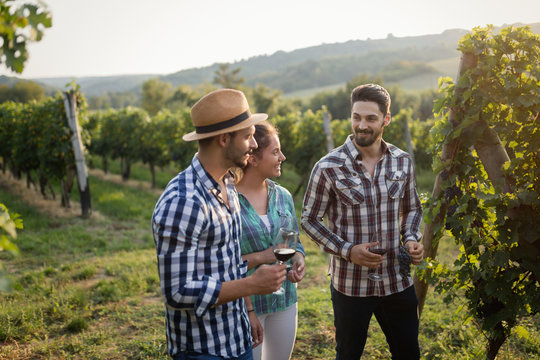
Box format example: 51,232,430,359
334,176,365,206
385,170,407,199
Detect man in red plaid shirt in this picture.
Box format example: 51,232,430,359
301,84,424,359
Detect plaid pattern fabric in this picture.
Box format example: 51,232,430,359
238,180,305,315
152,155,251,358
301,136,423,297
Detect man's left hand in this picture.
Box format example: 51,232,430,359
249,311,263,348
405,241,424,265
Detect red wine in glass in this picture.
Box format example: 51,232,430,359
367,243,387,281
273,227,298,295
273,248,296,262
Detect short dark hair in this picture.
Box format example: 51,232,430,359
350,84,391,116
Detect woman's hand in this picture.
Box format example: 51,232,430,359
288,252,306,283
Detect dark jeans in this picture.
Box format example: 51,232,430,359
172,349,253,360
331,284,420,360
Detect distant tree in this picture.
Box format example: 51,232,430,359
213,63,245,89
309,88,349,120
274,109,328,196
0,0,52,73
0,80,46,103
165,85,199,111
141,78,172,115
14,80,45,102
385,84,418,118
308,74,385,120
139,111,174,188
110,107,149,180
417,89,440,121
274,97,303,116
109,91,139,109
250,83,282,114
87,94,112,110
0,84,9,103
88,91,139,110
379,61,437,82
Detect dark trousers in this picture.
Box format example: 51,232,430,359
172,349,252,360
331,284,420,360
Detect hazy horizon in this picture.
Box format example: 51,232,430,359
1,0,539,79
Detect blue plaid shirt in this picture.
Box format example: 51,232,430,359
238,180,305,315
152,155,251,358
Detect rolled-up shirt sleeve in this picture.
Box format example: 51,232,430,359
153,196,221,317
301,163,353,260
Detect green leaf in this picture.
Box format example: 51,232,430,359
512,325,530,340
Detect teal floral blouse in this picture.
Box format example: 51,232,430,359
238,179,305,315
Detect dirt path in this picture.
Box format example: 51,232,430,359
0,168,165,220
88,168,164,197
0,171,104,220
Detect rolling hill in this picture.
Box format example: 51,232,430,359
4,22,539,98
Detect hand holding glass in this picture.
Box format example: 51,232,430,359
272,227,297,295
367,234,387,282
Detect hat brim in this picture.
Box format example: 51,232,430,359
182,113,268,141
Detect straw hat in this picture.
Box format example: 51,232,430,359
183,88,268,141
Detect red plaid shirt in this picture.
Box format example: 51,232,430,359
301,136,422,297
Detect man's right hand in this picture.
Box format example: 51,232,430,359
349,242,384,268
249,263,287,294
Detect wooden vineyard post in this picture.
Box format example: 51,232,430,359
63,91,92,218
413,52,477,316
322,108,334,153
403,115,415,166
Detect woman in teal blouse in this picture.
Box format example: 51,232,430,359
236,121,306,360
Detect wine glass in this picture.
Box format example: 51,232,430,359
272,227,298,295
367,233,387,282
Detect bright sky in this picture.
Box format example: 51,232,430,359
3,0,540,79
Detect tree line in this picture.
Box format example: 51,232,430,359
0,79,435,195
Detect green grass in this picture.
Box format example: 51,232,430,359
1,163,539,359
90,156,179,190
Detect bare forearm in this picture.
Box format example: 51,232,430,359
242,249,275,270
216,263,286,305
216,277,255,305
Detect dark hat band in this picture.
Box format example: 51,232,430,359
195,110,251,134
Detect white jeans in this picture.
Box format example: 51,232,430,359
252,303,298,360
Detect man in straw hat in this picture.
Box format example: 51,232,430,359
152,89,287,360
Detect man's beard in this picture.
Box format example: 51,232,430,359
354,128,380,147
226,143,251,168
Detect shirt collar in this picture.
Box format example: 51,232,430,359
190,154,234,194
344,135,392,161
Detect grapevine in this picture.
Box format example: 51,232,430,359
418,25,540,359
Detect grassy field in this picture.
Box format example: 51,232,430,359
1,161,538,359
